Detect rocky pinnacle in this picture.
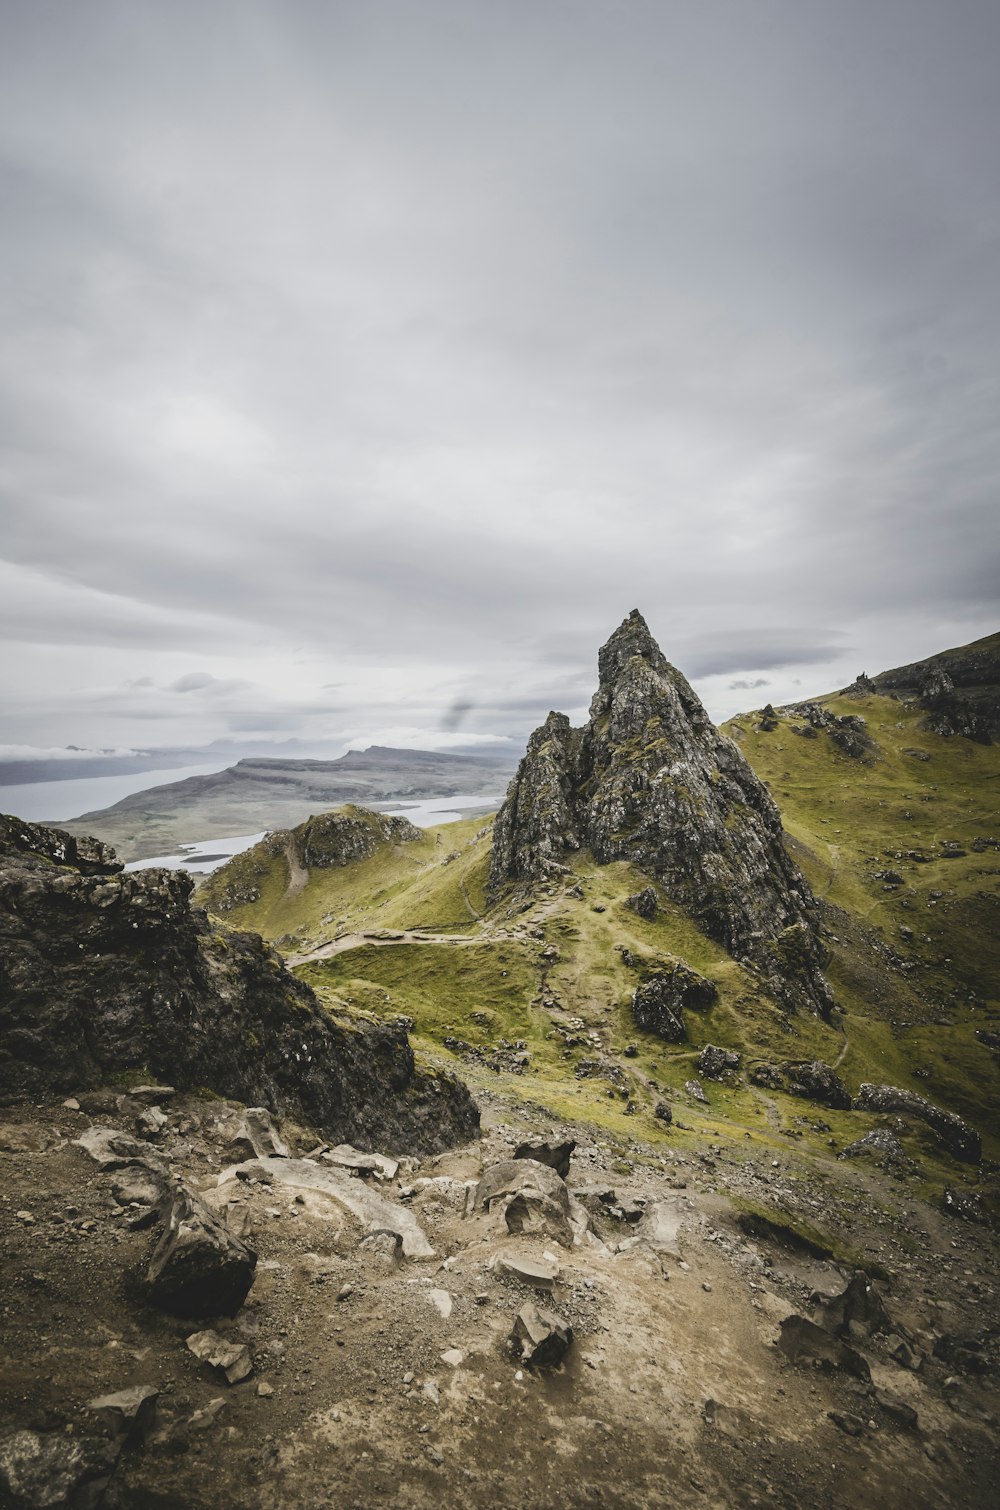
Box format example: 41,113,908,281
489,610,833,1015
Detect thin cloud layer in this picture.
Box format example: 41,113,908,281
1,1,998,754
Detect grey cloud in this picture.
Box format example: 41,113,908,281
0,1,997,752
728,678,770,692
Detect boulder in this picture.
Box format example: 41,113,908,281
697,1045,741,1081
219,1156,434,1258
496,1254,560,1290
817,1272,892,1339
74,1126,164,1171
321,1144,400,1181
504,1190,575,1248
781,1060,851,1110
874,1388,920,1431
146,1186,258,1318
476,1159,570,1213
229,1108,290,1160
513,1138,575,1179
624,887,659,920
855,1084,981,1163
0,1427,120,1510
776,1315,871,1380
511,1302,573,1368
632,963,717,1042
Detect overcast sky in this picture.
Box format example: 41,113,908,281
2,0,998,760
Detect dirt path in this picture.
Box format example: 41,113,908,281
284,839,309,897
289,929,482,967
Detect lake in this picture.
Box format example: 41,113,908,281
0,763,231,823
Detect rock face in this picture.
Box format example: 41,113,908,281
628,958,718,1043
0,816,478,1155
490,612,833,1014
873,630,1000,743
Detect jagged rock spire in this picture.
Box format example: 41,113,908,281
490,613,833,1016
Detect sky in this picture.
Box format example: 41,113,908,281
2,0,998,762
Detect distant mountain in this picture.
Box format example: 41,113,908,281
56,745,519,860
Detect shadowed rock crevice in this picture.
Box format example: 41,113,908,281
490,611,833,1015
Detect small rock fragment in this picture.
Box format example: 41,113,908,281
86,1385,159,1444
185,1329,253,1384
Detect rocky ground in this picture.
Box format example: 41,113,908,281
2,1084,998,1510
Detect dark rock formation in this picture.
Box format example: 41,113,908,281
873,630,1000,743
490,612,833,1015
697,1045,741,1081
855,1083,981,1164
781,1060,852,1110
817,1272,892,1339
0,817,478,1156
624,886,659,920
631,962,718,1042
785,703,878,763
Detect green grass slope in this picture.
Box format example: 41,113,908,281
200,691,998,1185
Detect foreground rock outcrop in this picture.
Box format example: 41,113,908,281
490,611,833,1013
0,814,478,1154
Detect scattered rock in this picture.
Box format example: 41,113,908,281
357,1230,404,1267
186,1328,254,1384
942,1187,988,1224
510,1301,573,1369
685,1080,709,1104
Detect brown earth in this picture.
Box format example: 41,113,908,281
1,1084,998,1510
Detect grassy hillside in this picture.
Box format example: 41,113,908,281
200,687,999,1185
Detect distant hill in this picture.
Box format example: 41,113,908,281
57,745,518,860
871,629,1000,742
